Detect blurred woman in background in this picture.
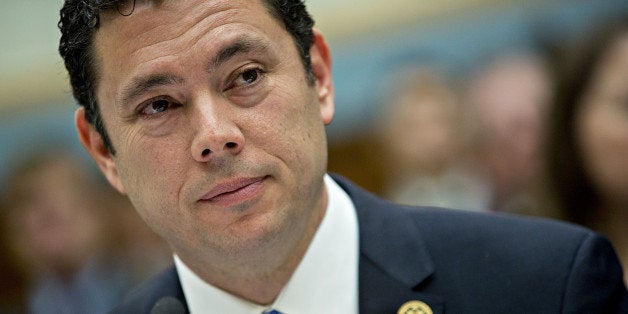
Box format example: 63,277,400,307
0,153,130,313
0,152,171,313
547,17,628,281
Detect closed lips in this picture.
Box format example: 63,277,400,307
199,176,267,202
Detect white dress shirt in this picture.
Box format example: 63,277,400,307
175,174,359,313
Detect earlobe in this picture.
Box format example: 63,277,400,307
75,108,126,194
310,29,335,126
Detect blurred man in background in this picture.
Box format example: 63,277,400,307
464,52,554,216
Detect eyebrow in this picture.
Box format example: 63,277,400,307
119,73,184,106
210,37,272,70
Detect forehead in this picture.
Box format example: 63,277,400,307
602,33,628,72
92,0,286,105
95,0,272,53
587,32,628,93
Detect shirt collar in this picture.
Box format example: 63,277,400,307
175,174,359,314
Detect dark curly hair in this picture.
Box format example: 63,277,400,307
59,0,315,154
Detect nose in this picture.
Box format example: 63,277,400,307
190,100,244,162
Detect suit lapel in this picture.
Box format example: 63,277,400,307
144,267,189,314
332,175,445,314
110,266,189,313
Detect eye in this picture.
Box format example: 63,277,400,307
226,67,264,91
138,97,180,117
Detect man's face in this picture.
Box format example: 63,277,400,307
81,0,334,265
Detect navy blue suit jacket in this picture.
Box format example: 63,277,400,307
111,176,628,313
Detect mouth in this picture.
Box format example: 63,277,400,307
199,176,268,205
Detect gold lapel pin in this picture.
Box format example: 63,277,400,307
397,300,433,314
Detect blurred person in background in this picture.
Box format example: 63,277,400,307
464,52,555,216
379,66,491,211
547,17,628,282
0,152,169,313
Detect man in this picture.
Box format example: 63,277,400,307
58,0,627,313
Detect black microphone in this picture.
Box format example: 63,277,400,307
150,296,186,314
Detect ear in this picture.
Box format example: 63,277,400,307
309,29,335,126
75,107,126,194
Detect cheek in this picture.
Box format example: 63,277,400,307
577,105,628,193
252,87,326,164
112,132,189,227
116,125,187,182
